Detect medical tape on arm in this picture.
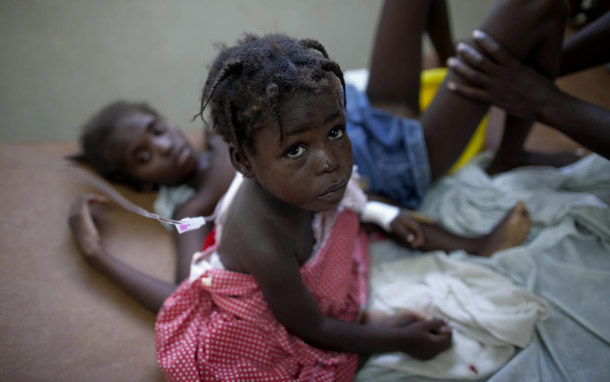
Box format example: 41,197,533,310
360,201,400,232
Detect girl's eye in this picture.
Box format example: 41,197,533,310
149,121,165,136
136,150,151,164
329,127,345,140
285,145,306,158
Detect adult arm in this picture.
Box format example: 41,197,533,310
447,30,610,160
69,194,176,312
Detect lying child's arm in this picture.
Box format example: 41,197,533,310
69,194,176,312
172,134,236,281
360,200,425,248
172,195,216,282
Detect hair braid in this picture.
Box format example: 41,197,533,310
265,82,284,144
195,58,243,122
299,39,329,59
223,99,242,155
320,60,347,109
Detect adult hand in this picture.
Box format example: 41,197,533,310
446,30,561,121
389,211,424,248
68,193,108,261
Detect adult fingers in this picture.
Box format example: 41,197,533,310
447,81,491,104
447,56,492,88
472,29,514,66
456,42,496,74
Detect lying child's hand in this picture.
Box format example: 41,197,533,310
389,212,424,248
68,193,108,261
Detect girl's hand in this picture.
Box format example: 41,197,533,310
446,30,560,121
389,212,424,248
362,311,451,360
68,194,108,261
400,318,452,360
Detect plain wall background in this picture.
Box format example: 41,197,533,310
0,0,494,143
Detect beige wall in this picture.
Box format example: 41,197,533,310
0,0,493,143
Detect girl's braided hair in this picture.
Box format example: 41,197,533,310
195,34,346,153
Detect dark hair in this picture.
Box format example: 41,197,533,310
69,101,160,189
196,34,346,153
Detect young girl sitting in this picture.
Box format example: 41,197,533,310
150,0,569,378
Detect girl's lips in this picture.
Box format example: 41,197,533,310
317,180,348,201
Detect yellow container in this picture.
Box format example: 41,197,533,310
420,68,488,173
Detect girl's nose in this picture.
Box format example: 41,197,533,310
153,135,172,156
318,150,339,174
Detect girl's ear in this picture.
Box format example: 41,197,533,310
228,143,255,178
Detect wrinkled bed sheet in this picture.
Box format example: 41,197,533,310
357,153,610,381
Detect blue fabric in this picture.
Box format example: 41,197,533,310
345,84,430,209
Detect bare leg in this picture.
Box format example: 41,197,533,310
482,10,608,174
559,10,610,76
422,0,569,180
366,0,570,181
427,0,456,65
367,0,456,118
417,201,532,257
486,115,585,175
366,0,431,118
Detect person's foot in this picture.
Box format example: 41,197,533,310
486,149,587,176
477,201,532,257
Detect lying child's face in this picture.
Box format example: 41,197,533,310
113,111,198,188
245,90,353,212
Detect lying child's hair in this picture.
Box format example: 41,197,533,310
70,101,160,189
197,34,347,152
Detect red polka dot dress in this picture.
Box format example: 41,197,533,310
155,174,370,381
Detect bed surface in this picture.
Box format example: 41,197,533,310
0,141,171,381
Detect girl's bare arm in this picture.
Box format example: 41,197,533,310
234,234,451,360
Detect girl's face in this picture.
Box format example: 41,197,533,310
114,111,198,188
244,90,353,212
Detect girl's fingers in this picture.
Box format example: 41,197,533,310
425,318,452,338
447,57,492,87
